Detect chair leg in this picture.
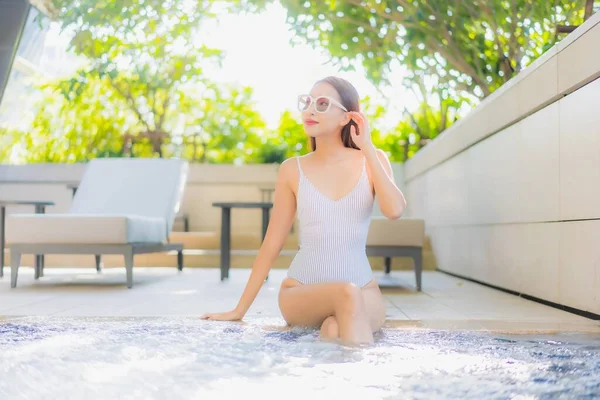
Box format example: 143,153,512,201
124,250,134,289
384,257,392,274
414,250,423,291
34,256,42,280
10,251,21,288
33,254,42,280
177,250,183,271
95,255,102,273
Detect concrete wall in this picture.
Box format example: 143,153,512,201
403,12,600,315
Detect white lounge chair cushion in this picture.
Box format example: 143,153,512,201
5,214,167,245
367,217,425,247
69,158,188,234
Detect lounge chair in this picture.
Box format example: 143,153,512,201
5,158,188,288
366,217,425,290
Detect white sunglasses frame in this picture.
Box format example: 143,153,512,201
297,94,348,113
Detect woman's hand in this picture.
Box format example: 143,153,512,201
200,309,244,321
349,111,374,151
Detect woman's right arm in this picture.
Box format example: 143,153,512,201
200,158,298,321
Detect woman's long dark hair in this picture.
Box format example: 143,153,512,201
309,76,361,152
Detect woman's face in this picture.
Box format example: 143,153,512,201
300,82,350,139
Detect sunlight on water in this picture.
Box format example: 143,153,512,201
1,317,599,399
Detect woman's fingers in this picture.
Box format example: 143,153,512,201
351,111,365,126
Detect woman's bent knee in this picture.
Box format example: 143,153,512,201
336,283,362,302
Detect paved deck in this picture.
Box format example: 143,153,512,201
1,267,598,333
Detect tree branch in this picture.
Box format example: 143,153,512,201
480,2,506,55
424,36,490,97
413,2,491,96
339,16,381,34
343,0,421,28
108,78,151,130
156,94,171,131
584,0,594,20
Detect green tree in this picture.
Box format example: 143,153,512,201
276,110,311,158
0,127,20,163
11,74,269,164
178,83,268,164
368,76,468,162
261,0,596,99
251,111,307,164
242,0,596,163
14,75,131,163
7,0,276,164
377,103,462,163
252,141,288,164
43,0,227,158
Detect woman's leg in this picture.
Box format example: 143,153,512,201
320,316,340,340
278,278,386,345
318,280,386,341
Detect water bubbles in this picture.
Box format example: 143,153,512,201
0,318,599,399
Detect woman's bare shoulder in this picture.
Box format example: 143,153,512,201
277,156,304,186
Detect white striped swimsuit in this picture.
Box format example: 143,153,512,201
287,156,375,287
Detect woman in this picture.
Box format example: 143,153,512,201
201,76,407,345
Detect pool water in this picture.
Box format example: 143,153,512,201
1,317,599,399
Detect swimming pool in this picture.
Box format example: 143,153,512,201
1,317,599,399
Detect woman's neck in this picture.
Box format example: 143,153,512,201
313,134,346,161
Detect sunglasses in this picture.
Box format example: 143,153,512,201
297,94,348,113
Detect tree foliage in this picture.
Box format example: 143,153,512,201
244,0,596,163
0,0,272,164
7,73,269,164
271,0,595,99
372,78,470,162
244,109,315,164
11,75,132,163
0,127,20,163
177,83,267,163
43,0,226,157
8,0,592,165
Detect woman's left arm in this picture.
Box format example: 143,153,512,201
363,144,406,219
349,111,407,219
